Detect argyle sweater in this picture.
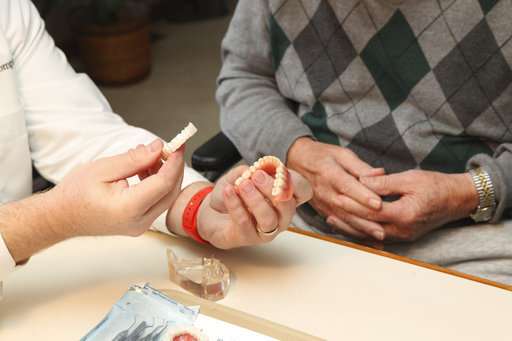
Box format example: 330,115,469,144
217,0,512,223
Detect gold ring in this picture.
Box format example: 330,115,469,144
256,226,280,237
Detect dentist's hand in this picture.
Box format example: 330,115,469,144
51,139,184,237
1,139,185,264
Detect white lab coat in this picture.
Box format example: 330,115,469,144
0,0,206,281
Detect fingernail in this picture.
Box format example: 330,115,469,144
373,230,384,241
369,198,381,210
149,139,162,152
241,181,255,194
253,171,266,185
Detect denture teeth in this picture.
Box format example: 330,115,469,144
271,177,286,197
234,155,288,198
274,178,285,188
242,170,252,179
272,187,282,196
162,122,198,159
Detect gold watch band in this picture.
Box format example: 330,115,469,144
469,168,496,223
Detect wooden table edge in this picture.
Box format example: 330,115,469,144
288,227,512,292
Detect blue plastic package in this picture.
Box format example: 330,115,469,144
82,284,198,341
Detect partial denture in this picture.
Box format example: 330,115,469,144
162,122,198,160
235,156,293,201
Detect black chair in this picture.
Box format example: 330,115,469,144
32,166,53,192
191,132,242,182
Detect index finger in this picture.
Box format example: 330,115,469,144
335,148,382,177
222,165,250,186
128,150,185,212
95,140,164,182
332,170,382,210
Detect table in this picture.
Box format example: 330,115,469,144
1,230,511,340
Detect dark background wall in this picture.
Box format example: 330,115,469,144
31,0,236,49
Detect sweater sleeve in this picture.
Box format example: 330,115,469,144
216,0,312,164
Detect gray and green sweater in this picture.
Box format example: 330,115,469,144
217,0,512,223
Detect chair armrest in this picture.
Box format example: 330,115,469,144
191,132,242,182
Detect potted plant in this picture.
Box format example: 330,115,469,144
44,0,152,85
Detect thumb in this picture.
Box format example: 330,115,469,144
95,139,164,182
210,165,249,212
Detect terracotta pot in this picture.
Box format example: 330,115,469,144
71,10,151,85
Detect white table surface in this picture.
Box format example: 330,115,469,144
0,230,511,340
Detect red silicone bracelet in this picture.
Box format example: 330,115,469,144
182,186,213,244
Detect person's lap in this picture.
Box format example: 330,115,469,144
387,222,512,285
292,209,512,285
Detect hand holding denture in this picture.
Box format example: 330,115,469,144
51,139,184,238
196,161,312,249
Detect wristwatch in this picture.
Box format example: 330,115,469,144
469,167,496,223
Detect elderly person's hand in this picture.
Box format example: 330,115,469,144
196,166,312,249
287,137,387,240
335,170,479,242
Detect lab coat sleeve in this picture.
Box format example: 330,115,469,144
0,232,15,283
3,0,207,235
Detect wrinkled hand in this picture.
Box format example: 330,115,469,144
335,170,479,242
197,165,312,249
287,137,386,240
51,140,184,237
